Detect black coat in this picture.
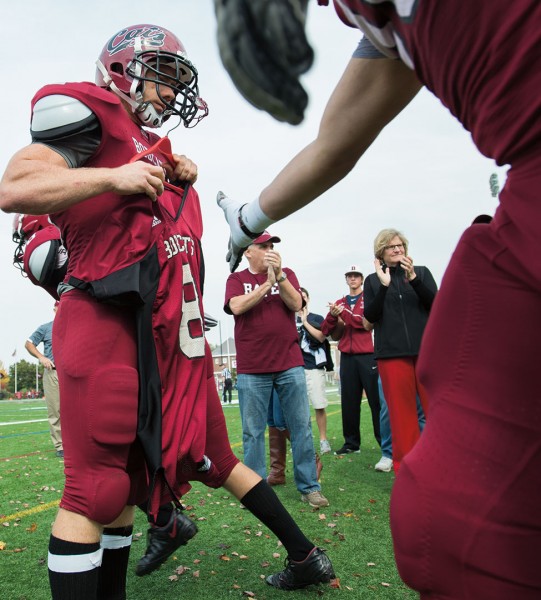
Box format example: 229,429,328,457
364,264,437,359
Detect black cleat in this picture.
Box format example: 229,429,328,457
135,508,198,576
266,547,335,590
334,446,360,456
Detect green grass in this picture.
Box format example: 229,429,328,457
0,393,417,599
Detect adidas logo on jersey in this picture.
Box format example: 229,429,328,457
152,216,162,227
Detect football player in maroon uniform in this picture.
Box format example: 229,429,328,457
217,1,541,598
0,24,334,599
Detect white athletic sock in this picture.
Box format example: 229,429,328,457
241,197,275,233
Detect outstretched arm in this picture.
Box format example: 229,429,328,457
259,57,422,219
218,57,421,271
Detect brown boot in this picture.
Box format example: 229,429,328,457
267,426,287,485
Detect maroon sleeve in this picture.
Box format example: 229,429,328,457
339,307,366,329
224,272,245,314
321,312,338,336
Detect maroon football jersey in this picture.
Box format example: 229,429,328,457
32,83,207,511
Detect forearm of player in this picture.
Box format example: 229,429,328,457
0,145,101,213
258,57,421,221
0,145,164,214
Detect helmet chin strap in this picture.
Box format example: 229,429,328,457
134,100,167,128
95,59,166,128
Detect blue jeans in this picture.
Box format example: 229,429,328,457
379,376,426,459
267,390,286,429
237,367,320,495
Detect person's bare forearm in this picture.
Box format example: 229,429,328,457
1,157,116,214
259,58,421,221
277,279,302,312
228,281,274,315
25,340,43,361
259,140,357,220
306,322,326,342
0,143,167,215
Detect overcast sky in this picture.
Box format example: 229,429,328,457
0,0,506,369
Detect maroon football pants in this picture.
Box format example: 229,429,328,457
391,216,541,598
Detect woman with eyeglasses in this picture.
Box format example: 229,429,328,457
363,228,437,471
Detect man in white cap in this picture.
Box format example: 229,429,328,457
224,231,329,508
321,266,381,460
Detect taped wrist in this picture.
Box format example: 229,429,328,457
240,197,274,236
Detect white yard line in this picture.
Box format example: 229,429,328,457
0,419,48,426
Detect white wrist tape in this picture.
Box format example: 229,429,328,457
241,197,275,233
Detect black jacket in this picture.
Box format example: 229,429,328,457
364,264,437,359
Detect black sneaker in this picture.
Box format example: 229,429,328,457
55,450,64,458
135,508,198,576
266,547,335,590
334,446,360,456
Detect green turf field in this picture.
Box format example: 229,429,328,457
0,391,417,599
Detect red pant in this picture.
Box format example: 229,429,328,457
378,357,428,472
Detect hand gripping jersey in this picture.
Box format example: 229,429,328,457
33,82,208,515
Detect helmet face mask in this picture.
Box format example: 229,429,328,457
96,24,208,128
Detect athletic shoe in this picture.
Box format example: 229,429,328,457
55,450,64,458
266,546,335,590
334,446,360,455
301,490,329,508
374,456,393,472
135,508,198,576
319,440,331,454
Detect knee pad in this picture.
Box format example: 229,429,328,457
66,469,132,525
91,470,132,525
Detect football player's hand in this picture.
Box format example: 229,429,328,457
166,154,198,184
214,0,313,125
114,161,165,201
217,191,257,272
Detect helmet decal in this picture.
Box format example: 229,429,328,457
106,26,166,57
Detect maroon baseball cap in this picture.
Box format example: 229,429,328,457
251,231,281,245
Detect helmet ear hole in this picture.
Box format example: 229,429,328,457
110,62,124,75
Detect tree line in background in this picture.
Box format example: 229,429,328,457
0,359,44,399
